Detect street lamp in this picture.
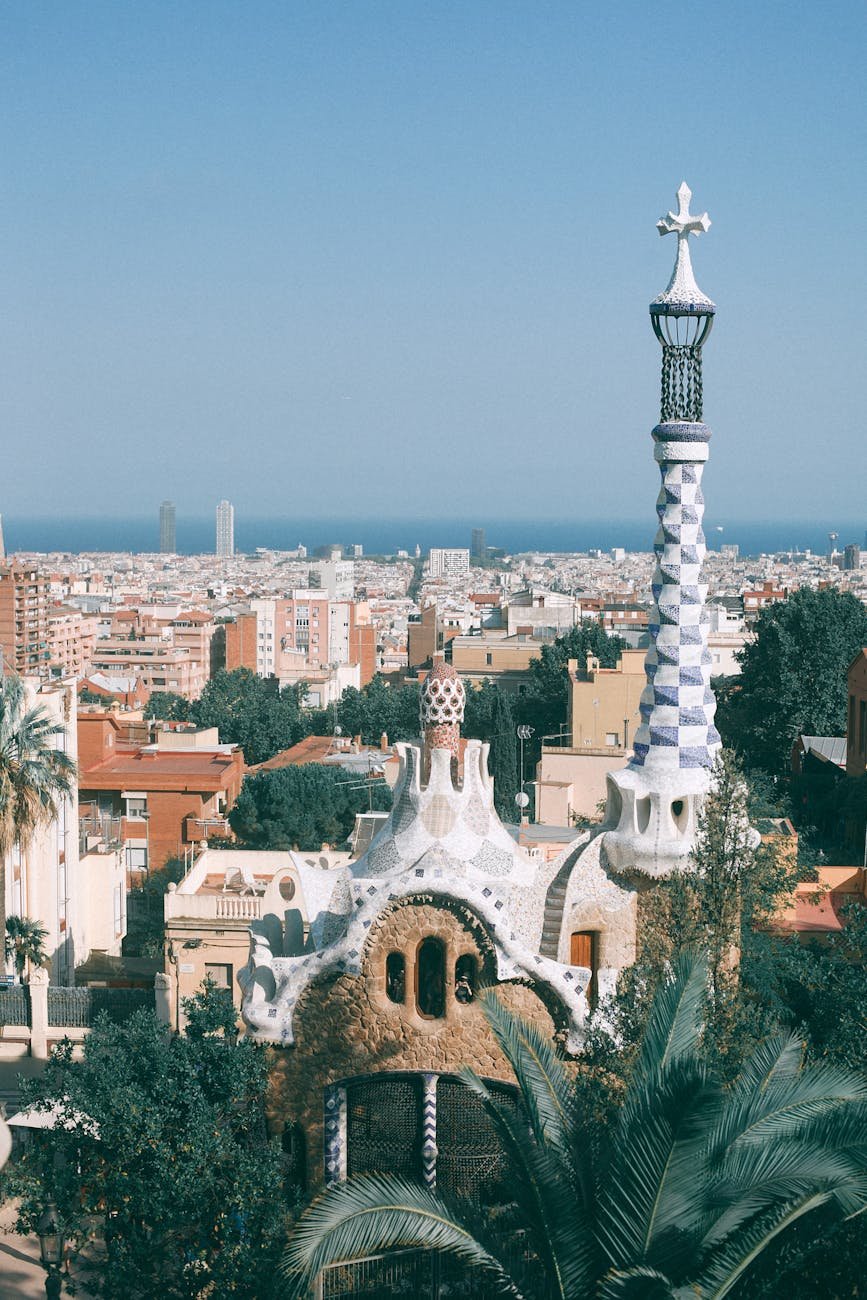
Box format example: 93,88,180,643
516,725,534,822
37,1198,64,1298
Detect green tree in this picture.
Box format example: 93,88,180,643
4,915,48,979
0,674,76,939
282,954,867,1298
716,587,867,774
144,690,192,722
3,987,288,1300
335,676,420,745
229,762,393,852
521,621,626,740
190,668,308,764
463,680,520,818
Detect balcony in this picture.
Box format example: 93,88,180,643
183,815,231,843
164,890,263,923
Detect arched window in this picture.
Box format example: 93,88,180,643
454,954,476,1004
385,952,406,1004
416,937,445,1019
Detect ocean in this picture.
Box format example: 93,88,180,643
1,515,863,559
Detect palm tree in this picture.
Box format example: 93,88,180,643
282,954,867,1298
4,914,48,979
0,674,76,947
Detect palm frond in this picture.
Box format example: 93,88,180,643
689,1190,836,1299
730,1033,803,1097
280,1173,524,1298
477,989,576,1155
596,1264,678,1298
633,950,708,1079
457,1066,597,1298
594,1057,715,1269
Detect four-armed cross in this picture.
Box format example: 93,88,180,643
655,181,713,308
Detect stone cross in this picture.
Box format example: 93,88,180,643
655,182,712,308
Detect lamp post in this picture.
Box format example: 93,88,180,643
516,725,534,823
37,1198,64,1299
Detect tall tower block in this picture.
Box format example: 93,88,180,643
604,183,721,877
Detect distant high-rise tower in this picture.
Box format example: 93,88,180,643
471,527,486,561
0,514,6,562
216,500,234,558
159,501,176,553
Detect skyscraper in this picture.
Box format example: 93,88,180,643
159,500,176,553
216,500,234,558
470,528,486,561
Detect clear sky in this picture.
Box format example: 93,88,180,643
0,1,864,530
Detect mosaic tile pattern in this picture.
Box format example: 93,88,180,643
631,421,721,773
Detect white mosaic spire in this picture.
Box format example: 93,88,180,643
603,183,720,877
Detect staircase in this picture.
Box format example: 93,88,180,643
539,848,582,959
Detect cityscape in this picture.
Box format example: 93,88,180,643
0,6,866,1300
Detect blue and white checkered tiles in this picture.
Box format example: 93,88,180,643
631,427,720,772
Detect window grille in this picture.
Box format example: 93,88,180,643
435,1078,519,1203
0,987,29,1026
346,1077,422,1181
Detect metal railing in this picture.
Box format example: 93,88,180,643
0,986,29,1027
317,1240,552,1299
47,987,153,1028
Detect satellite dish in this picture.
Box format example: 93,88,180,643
514,791,530,809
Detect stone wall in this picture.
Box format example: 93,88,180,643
267,898,555,1190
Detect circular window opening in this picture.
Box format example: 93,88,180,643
278,877,297,901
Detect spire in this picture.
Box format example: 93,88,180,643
603,183,720,878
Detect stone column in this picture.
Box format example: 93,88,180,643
28,967,50,1060
421,1073,438,1188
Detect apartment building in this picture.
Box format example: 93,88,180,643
88,608,217,700
78,714,244,873
47,605,98,679
225,593,376,688
0,563,51,677
428,548,470,579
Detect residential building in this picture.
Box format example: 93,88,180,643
224,594,375,688
159,501,176,554
448,631,543,692
428,547,469,579
503,588,579,637
0,563,51,678
847,648,867,776
163,846,350,1029
78,715,244,873
47,605,97,679
216,500,234,558
2,679,88,985
534,650,646,824
88,609,217,700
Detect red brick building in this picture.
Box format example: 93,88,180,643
78,713,244,872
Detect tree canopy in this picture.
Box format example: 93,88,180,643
716,586,867,773
335,675,421,746
464,680,519,819
3,985,288,1299
190,668,309,765
229,762,393,851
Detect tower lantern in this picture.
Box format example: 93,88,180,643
603,182,721,878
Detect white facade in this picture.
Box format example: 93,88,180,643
216,499,235,558
309,560,354,599
428,548,470,579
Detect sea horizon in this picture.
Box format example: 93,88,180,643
1,514,863,561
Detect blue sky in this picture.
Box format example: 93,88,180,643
0,1,864,531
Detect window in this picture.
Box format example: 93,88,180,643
416,937,445,1019
386,952,406,1004
204,963,232,989
125,796,147,818
281,1122,307,1197
126,845,148,872
605,732,619,746
454,954,476,1004
347,1076,422,1180
485,652,493,666
278,876,297,901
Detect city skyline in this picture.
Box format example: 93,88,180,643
0,5,864,528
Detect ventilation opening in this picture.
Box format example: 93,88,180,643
386,951,406,1004
416,937,445,1019
671,798,689,834
637,796,652,833
454,954,476,1004
604,777,622,827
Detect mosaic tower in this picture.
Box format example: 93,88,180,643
604,183,721,877
420,656,466,770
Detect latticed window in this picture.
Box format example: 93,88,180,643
436,1078,520,1202
346,1077,422,1180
